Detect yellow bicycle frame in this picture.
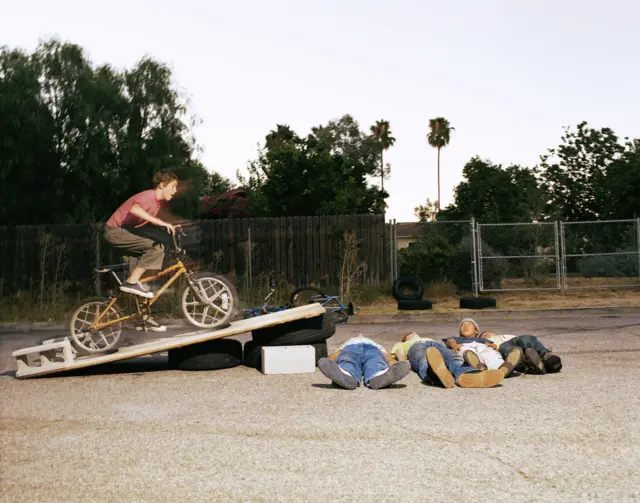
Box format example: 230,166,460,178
89,260,188,330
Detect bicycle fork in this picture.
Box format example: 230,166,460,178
185,273,229,310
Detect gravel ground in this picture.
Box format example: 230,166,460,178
1,310,639,503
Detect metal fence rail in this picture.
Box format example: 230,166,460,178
392,217,640,295
477,222,561,292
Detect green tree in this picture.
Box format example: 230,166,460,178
603,139,640,219
238,115,386,216
0,38,222,224
369,119,395,192
440,157,543,223
537,121,626,221
414,198,437,222
427,117,455,211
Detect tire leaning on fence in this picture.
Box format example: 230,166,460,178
459,297,497,310
392,276,424,301
397,299,432,311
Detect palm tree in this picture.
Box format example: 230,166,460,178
370,120,396,192
427,117,455,211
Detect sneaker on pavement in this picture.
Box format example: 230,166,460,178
367,361,411,390
525,348,545,374
499,347,524,378
120,282,154,299
426,347,455,389
135,317,167,332
318,358,359,390
458,369,504,388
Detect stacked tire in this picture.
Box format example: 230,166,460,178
243,314,335,370
168,338,243,371
392,276,432,311
166,314,335,372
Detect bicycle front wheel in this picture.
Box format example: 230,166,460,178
68,297,123,355
181,272,236,329
289,286,326,307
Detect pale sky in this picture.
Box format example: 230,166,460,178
3,0,639,222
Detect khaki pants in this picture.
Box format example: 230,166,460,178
104,225,165,273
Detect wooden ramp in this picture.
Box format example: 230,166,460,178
12,303,326,379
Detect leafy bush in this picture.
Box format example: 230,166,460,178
578,252,638,278
398,233,507,291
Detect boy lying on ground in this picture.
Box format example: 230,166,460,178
442,336,523,378
317,335,411,390
456,318,562,374
391,332,504,389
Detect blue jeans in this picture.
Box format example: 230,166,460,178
407,341,477,385
337,343,390,385
499,335,549,358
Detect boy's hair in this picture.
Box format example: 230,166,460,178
153,170,178,187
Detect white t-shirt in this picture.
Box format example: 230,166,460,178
486,334,517,346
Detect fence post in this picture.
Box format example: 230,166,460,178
559,221,567,292
94,228,101,296
637,218,640,283
248,226,252,289
393,219,398,280
554,221,563,293
470,217,479,297
388,219,393,281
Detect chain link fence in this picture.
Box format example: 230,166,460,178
391,217,640,295
476,222,561,292
561,219,640,290
394,220,476,295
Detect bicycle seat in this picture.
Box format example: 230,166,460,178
95,263,128,273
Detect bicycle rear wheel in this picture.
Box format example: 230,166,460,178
289,286,326,307
68,297,123,355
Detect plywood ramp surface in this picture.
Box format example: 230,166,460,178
13,304,326,379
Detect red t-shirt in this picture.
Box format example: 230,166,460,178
106,190,161,228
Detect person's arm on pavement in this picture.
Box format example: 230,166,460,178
394,348,407,361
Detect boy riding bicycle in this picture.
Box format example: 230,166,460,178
104,171,179,303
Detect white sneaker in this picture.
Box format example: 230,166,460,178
136,317,167,332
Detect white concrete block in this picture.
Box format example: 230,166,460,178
261,345,316,375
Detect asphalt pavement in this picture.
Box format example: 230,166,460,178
1,309,639,502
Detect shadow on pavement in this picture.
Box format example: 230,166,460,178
311,383,407,390
12,354,173,379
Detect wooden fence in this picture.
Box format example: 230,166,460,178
0,215,390,297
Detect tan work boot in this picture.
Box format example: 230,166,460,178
463,350,486,370
426,347,455,389
458,369,504,388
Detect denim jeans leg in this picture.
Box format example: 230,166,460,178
516,335,549,356
407,341,438,383
336,345,364,382
361,344,390,384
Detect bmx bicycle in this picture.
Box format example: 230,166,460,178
241,282,355,324
289,286,355,323
68,227,237,355
241,279,292,318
